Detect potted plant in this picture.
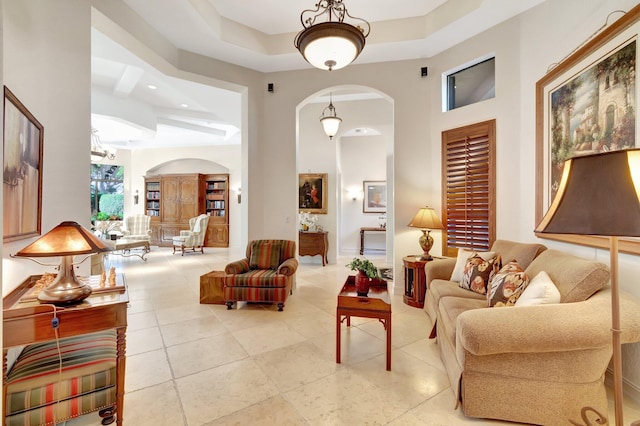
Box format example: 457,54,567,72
346,258,381,296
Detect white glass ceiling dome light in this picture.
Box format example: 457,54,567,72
295,0,370,71
320,93,342,139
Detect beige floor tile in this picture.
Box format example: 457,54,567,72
160,314,228,346
400,337,447,374
125,348,173,392
154,302,215,325
126,326,164,355
253,340,340,393
283,369,407,425
202,395,307,426
123,381,186,426
127,310,158,331
166,333,248,378
176,359,279,425
232,321,307,356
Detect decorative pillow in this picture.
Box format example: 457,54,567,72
487,260,529,307
450,249,496,282
459,254,500,295
249,241,281,270
515,271,561,307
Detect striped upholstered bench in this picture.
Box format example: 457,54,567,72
4,330,117,426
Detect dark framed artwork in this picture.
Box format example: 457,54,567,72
3,86,44,242
535,6,640,254
298,173,327,214
363,181,386,213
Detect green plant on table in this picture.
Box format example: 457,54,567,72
346,258,379,279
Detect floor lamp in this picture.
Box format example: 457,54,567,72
535,148,640,426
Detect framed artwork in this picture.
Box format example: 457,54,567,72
3,86,44,242
298,173,327,214
363,181,386,213
535,7,640,254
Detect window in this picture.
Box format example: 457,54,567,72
90,164,124,221
441,120,496,256
446,57,495,111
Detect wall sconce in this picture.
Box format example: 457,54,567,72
134,190,139,205
236,188,241,204
347,188,362,201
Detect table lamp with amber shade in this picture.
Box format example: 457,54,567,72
408,206,444,260
13,221,112,305
535,149,640,426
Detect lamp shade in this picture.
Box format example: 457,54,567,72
408,207,445,230
14,221,112,257
535,149,640,236
296,22,365,71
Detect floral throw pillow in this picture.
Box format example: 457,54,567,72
487,260,530,307
459,253,500,295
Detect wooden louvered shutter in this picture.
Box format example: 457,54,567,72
441,120,496,257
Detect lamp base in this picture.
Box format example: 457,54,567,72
418,230,434,261
37,256,93,305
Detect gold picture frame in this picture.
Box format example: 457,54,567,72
535,5,640,255
298,173,327,214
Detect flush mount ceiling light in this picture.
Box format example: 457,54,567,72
320,93,342,139
91,128,115,162
295,0,370,71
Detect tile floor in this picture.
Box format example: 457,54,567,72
63,247,640,426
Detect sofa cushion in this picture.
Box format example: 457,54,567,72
450,250,495,282
459,254,499,295
249,240,281,270
515,271,561,306
487,261,529,307
524,250,609,303
489,240,547,270
438,296,486,349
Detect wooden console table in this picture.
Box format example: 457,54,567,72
3,274,129,425
299,231,328,266
359,227,386,255
336,275,391,370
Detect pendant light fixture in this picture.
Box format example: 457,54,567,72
91,128,116,162
295,0,370,71
320,93,342,139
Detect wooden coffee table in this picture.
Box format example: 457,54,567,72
336,275,392,370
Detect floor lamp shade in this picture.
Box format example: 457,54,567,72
536,149,640,236
535,148,640,426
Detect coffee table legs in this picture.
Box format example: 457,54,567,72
336,309,391,371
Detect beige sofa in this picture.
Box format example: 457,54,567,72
424,240,640,425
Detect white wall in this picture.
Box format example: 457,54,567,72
2,0,91,295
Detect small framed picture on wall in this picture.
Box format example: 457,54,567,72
298,173,327,214
363,181,386,213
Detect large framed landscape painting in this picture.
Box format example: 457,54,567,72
535,7,640,254
3,86,43,242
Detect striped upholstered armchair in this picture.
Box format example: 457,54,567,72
223,240,298,311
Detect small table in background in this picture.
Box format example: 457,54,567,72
299,231,328,266
403,255,429,308
336,275,392,370
359,227,386,255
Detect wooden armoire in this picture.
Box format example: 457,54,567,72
144,173,229,247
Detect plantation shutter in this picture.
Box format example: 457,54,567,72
441,120,496,257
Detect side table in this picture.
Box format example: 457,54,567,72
299,231,328,266
403,255,429,308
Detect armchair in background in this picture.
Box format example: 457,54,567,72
121,214,152,242
224,240,298,311
172,214,209,255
